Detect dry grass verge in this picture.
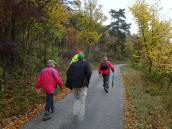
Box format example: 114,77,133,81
121,65,172,129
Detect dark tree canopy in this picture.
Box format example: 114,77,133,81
105,9,131,59
109,9,131,41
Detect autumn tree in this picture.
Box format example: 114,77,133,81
63,0,106,59
79,0,106,58
0,0,78,88
130,0,172,83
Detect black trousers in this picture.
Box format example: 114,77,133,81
102,75,110,89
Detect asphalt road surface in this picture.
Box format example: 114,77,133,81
23,65,124,129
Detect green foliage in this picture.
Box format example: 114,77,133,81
129,0,172,84
0,67,3,77
0,67,4,90
83,0,107,24
80,31,100,45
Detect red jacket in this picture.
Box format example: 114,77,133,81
36,67,64,94
98,61,115,75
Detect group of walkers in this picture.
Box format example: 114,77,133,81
36,50,115,121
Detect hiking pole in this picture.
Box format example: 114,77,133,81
112,73,114,88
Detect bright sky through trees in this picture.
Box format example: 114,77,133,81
91,0,172,34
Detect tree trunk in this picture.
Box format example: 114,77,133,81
43,27,48,66
43,40,48,66
87,45,90,60
147,55,152,73
11,16,16,41
23,20,33,64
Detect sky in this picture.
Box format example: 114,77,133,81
83,0,172,34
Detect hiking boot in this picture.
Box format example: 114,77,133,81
43,115,51,121
50,108,55,113
104,88,108,93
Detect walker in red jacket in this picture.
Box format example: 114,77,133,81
36,60,64,121
98,57,115,93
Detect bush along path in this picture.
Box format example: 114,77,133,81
22,65,124,129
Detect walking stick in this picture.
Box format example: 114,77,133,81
112,73,115,88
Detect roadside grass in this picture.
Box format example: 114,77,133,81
112,59,129,65
121,65,172,129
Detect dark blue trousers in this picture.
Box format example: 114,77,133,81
44,94,54,116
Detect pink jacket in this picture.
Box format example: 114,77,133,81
36,67,64,94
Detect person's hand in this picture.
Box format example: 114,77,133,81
36,89,41,94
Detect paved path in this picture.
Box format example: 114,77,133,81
23,65,124,129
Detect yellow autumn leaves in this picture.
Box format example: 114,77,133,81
130,0,172,78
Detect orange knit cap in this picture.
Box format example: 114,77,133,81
76,49,81,54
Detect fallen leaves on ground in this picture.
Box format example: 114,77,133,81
3,88,71,129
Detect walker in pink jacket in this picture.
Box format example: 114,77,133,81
36,67,64,94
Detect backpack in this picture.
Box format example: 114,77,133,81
101,62,109,70
41,68,56,80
